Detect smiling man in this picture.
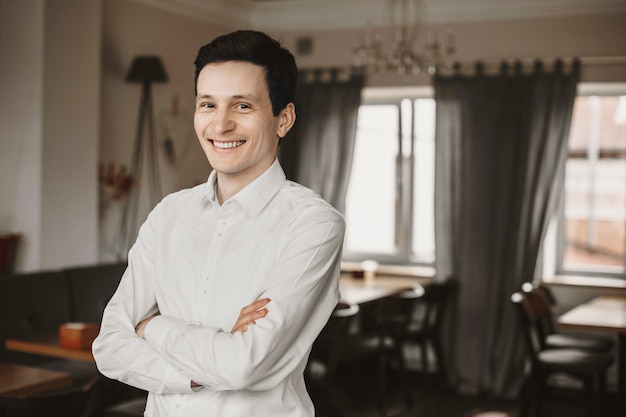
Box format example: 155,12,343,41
93,30,345,416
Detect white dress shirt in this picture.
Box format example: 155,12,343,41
93,159,345,417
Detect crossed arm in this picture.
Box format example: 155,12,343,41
135,297,271,338
134,297,271,388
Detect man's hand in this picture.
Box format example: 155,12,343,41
231,297,270,333
135,313,159,339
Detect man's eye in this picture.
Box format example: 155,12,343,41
198,102,214,109
236,103,251,110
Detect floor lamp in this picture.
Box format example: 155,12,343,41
117,56,168,256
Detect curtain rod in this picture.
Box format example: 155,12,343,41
438,56,626,77
454,56,626,67
300,56,626,80
299,67,361,82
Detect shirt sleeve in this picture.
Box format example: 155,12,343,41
143,206,345,392
92,204,196,395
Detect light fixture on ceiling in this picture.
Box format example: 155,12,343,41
352,0,455,76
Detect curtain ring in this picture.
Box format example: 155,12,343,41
572,58,581,77
554,59,564,74
475,61,484,76
500,61,510,76
313,68,323,83
330,68,339,82
453,62,462,76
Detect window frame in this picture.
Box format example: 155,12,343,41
342,86,435,266
553,83,626,280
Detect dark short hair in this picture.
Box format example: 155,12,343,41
194,30,297,116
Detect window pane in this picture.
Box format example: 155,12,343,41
563,95,626,272
345,105,399,254
412,99,435,263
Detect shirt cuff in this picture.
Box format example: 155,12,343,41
144,315,181,352
144,315,198,393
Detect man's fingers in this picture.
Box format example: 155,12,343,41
239,298,270,316
233,307,268,331
231,298,270,333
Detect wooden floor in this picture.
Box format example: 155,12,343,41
309,367,623,417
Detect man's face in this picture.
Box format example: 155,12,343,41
194,61,294,185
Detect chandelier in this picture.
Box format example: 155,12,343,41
352,0,455,76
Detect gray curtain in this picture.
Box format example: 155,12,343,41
434,60,580,396
280,69,364,213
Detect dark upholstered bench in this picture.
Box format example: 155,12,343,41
0,262,127,363
0,262,150,416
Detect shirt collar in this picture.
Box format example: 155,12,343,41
203,159,286,217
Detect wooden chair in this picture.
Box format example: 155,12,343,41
309,300,410,417
377,279,456,416
306,302,362,417
369,286,424,412
510,291,613,417
0,375,98,417
396,280,457,386
521,282,614,353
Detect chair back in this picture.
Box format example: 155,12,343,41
534,284,557,307
374,285,424,339
310,303,360,362
521,283,556,341
510,292,544,360
410,279,457,338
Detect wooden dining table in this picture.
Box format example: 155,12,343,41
339,273,429,305
558,294,626,394
5,335,95,363
0,362,71,396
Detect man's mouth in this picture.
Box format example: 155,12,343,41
212,140,245,149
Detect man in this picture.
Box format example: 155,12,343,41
93,30,345,416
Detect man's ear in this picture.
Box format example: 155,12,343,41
277,103,296,139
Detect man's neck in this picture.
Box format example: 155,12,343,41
216,176,241,205
215,160,275,204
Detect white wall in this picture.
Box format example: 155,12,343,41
0,0,45,270
0,0,101,271
40,0,102,269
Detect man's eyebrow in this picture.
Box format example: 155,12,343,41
195,94,261,102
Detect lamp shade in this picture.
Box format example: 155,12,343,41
126,56,168,83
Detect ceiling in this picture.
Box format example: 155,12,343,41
131,0,626,32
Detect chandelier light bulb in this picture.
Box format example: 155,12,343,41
352,0,455,76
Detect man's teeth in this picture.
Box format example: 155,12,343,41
213,141,245,149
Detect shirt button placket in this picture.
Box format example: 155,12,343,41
202,273,210,295
217,218,226,238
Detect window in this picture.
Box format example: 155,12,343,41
344,88,435,265
346,85,626,277
557,87,626,277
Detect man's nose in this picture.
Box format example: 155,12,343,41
211,108,235,134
